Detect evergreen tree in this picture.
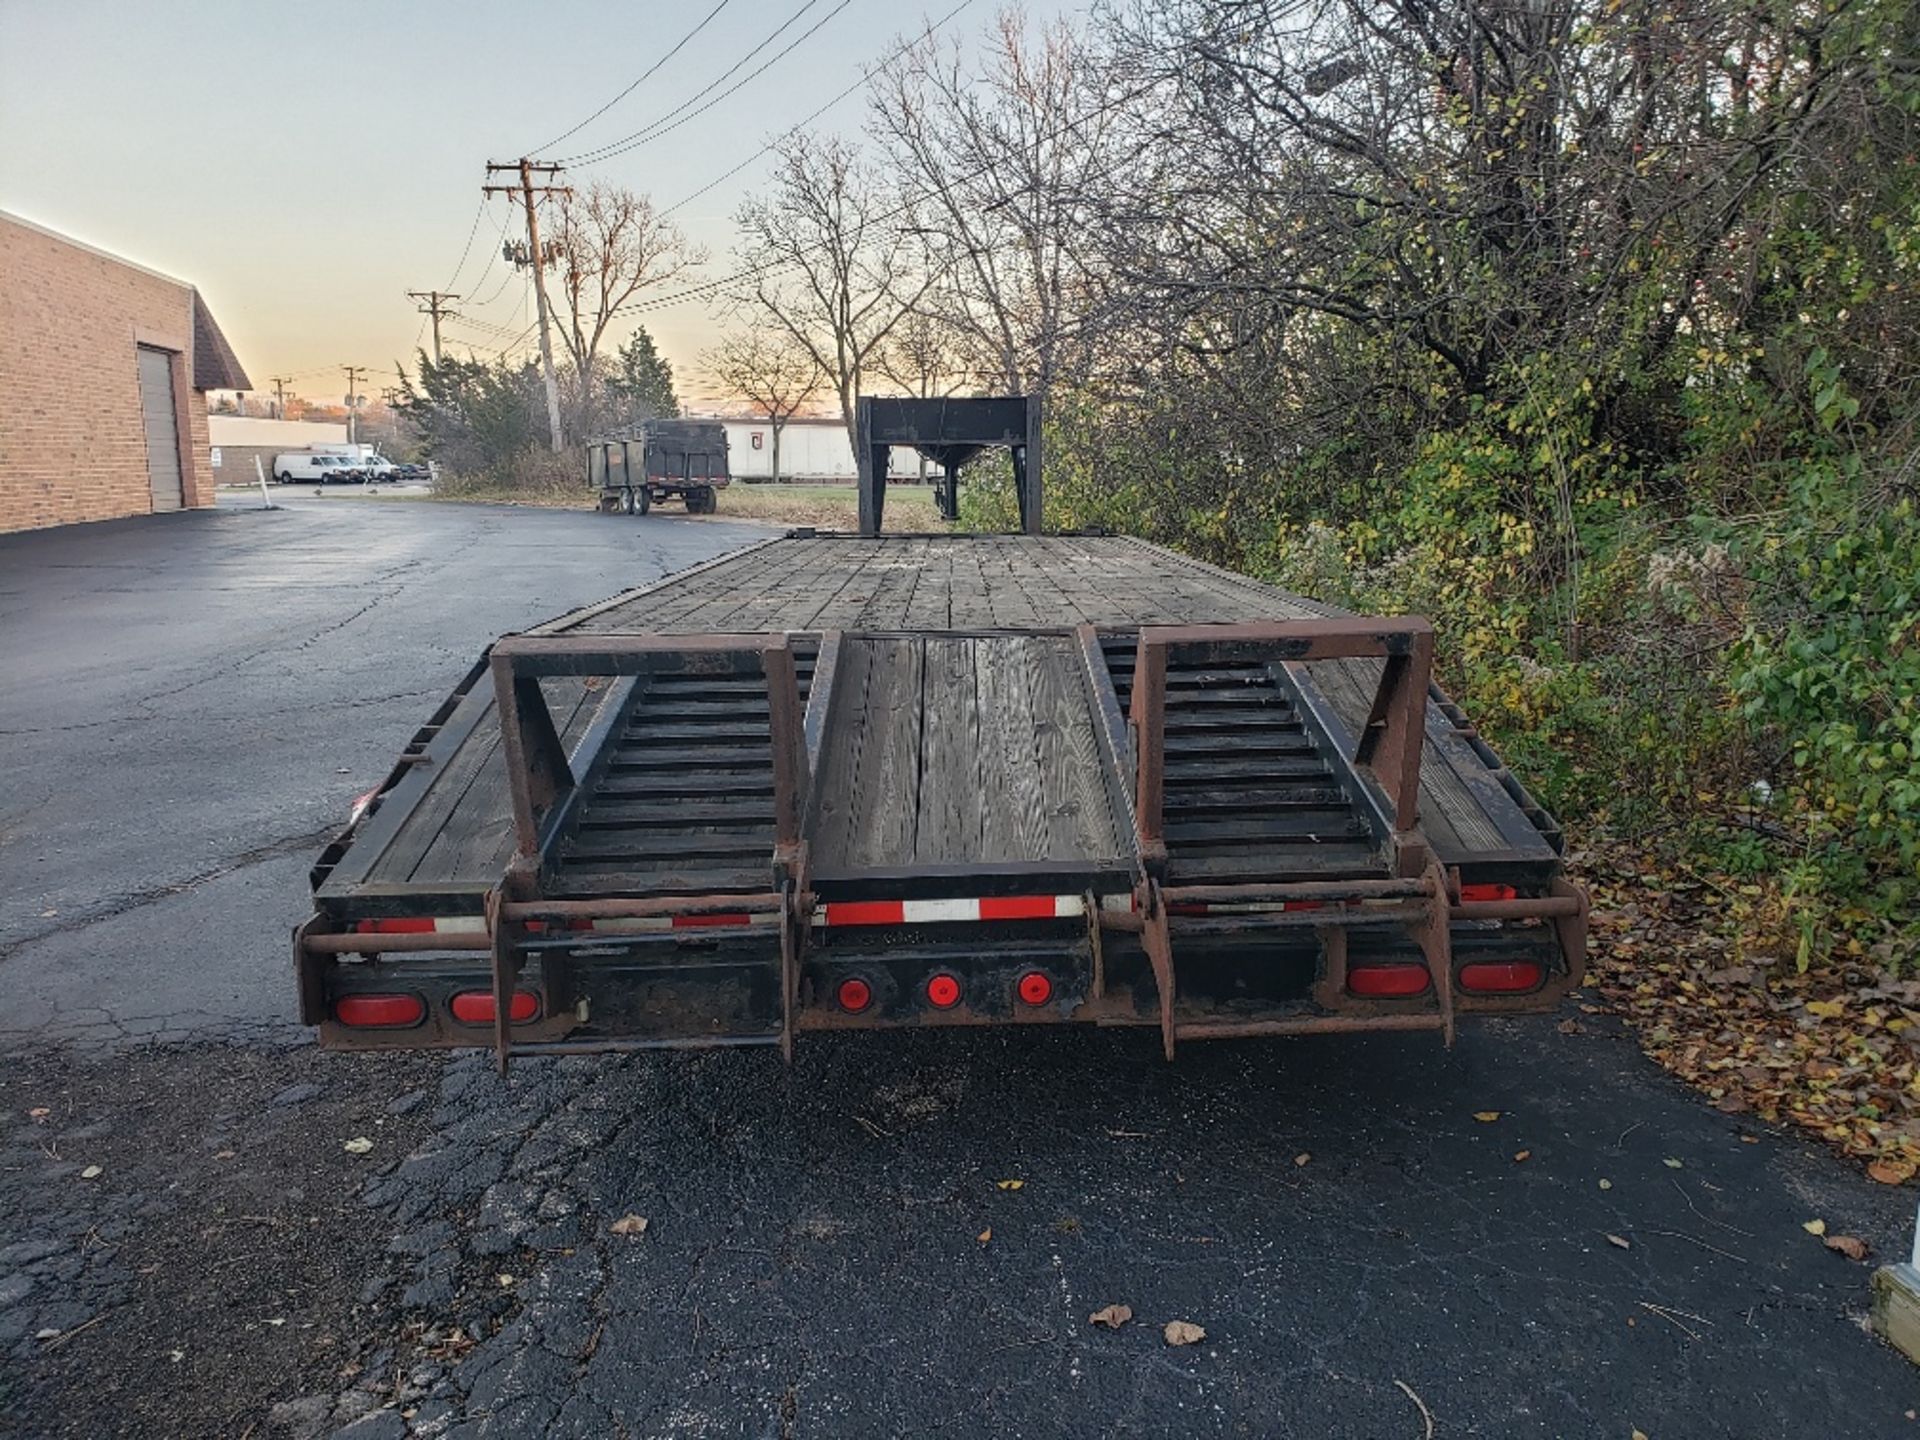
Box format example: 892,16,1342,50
606,328,679,421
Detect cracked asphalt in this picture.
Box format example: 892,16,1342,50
1,496,1917,1438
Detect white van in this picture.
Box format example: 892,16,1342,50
274,451,365,484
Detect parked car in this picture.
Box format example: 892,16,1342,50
274,452,365,484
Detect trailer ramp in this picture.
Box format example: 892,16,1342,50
300,611,1585,1064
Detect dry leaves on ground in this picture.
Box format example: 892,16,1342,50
610,1214,648,1236
1163,1321,1205,1346
1088,1304,1133,1329
1825,1234,1870,1261
1583,840,1920,1183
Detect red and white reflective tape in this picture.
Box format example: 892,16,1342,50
354,916,486,935
587,912,777,933
352,913,777,936
813,894,1133,928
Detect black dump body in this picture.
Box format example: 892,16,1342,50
587,420,729,513
298,533,1586,1067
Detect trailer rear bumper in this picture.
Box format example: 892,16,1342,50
295,878,1586,1056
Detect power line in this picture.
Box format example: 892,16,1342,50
532,0,736,154
659,0,979,220
605,71,1164,325
441,200,489,292
562,0,850,168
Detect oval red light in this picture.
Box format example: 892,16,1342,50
1458,961,1545,994
926,974,962,1009
1347,964,1431,998
333,993,426,1028
836,977,873,1013
450,989,540,1024
1459,883,1519,903
1016,971,1053,1006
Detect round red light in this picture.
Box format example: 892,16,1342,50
837,977,873,1013
1016,971,1053,1006
926,974,962,1009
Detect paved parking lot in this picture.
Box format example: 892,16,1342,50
0,498,1915,1437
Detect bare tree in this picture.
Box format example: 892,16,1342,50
705,330,823,483
551,182,704,412
869,12,1132,396
731,132,940,455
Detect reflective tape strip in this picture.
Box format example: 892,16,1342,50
353,913,775,936
589,912,775,933
1166,900,1330,917
815,894,1101,928
354,917,484,934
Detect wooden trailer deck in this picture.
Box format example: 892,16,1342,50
314,534,1559,915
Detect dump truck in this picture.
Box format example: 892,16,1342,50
589,418,729,515
297,398,1585,1067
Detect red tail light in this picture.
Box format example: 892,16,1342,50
1016,971,1053,1006
1459,883,1519,903
334,993,426,1028
450,989,540,1024
353,917,436,934
1347,964,1431,998
836,977,873,1013
1458,961,1545,994
926,974,962,1009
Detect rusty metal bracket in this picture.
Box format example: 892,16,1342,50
1414,860,1456,1045
1139,879,1176,1060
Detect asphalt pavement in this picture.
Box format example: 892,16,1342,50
0,495,1915,1438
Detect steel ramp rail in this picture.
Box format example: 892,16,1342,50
485,631,814,1068
1116,618,1455,1057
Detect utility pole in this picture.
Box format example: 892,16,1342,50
342,365,365,445
269,375,295,419
406,290,460,362
484,158,569,452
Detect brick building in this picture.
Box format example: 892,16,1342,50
0,209,250,533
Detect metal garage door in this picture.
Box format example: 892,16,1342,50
136,346,184,512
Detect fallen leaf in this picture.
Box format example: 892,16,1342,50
1293,1152,1311,1167
213,1149,236,1161
1662,1158,1684,1169
1805,1000,1845,1020
342,1136,374,1155
610,1214,648,1236
1163,1320,1205,1346
1513,1150,1532,1163
1869,1158,1917,1185
1802,1218,1827,1236
1606,1233,1632,1250
79,1165,102,1180
497,1274,515,1287
1557,1018,1582,1035
28,1107,49,1121
1633,1431,1649,1440
1473,1111,1501,1123
995,1179,1025,1191
1599,1178,1613,1190
1825,1234,1869,1261
1088,1304,1132,1329
977,1228,992,1244
1739,1135,1760,1144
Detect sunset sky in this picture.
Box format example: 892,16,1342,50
0,0,1053,412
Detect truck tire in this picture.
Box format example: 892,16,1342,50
687,486,716,515
634,485,651,515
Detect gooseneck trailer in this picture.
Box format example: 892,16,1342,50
297,529,1586,1069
